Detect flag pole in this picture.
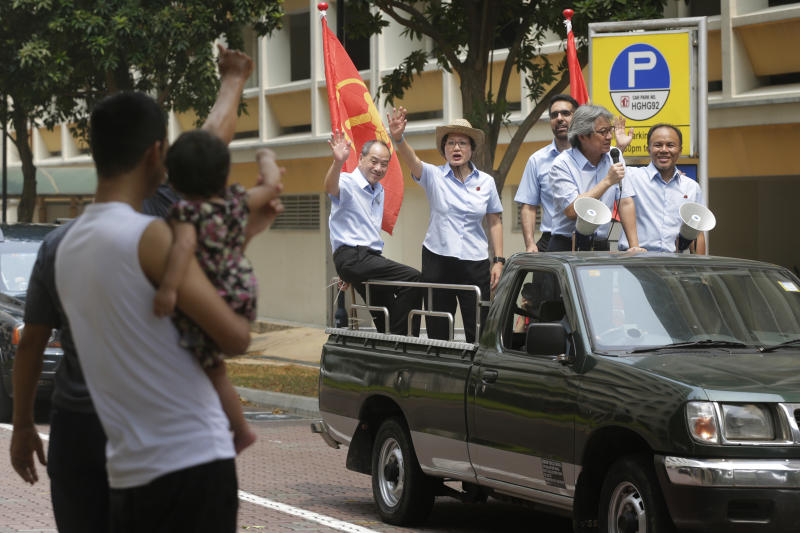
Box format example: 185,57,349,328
317,1,404,234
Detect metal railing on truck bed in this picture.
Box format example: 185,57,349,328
327,278,489,342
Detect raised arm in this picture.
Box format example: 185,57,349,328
614,116,634,153
244,148,286,246
387,107,423,178
201,44,254,146
139,219,251,355
324,130,351,197
153,221,197,316
247,148,284,212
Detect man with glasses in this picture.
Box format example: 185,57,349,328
548,105,645,252
325,131,422,335
515,94,579,252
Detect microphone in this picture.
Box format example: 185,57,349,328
610,147,622,196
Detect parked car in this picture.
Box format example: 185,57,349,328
0,223,61,422
314,252,800,532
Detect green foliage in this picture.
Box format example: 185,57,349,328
0,0,284,221
343,0,666,187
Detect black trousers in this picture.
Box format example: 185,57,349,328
109,459,238,533
48,408,109,533
537,231,552,252
334,245,422,335
548,234,609,252
422,246,490,343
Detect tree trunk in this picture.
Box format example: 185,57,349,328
459,72,494,175
11,108,36,223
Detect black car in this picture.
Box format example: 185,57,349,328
0,223,61,422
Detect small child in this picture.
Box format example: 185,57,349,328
154,129,283,453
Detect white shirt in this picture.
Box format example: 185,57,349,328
328,168,384,253
415,161,503,261
55,202,234,488
619,163,704,252
550,147,633,239
514,141,561,233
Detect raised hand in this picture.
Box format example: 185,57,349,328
256,148,282,189
613,115,634,152
328,129,351,163
216,43,254,80
387,107,408,142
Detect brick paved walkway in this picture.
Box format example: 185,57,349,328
1,418,569,532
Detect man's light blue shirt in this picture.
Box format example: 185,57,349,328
514,141,560,233
328,167,384,253
550,147,632,240
618,162,704,252
415,161,503,261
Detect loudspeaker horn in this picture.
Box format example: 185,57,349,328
574,197,612,236
679,202,716,240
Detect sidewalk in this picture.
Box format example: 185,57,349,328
234,321,328,416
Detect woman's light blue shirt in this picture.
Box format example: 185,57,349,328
415,161,503,261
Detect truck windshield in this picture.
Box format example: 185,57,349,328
575,264,800,353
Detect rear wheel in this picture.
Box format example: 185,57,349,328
371,417,434,525
599,455,674,533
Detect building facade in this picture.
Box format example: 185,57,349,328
6,0,800,325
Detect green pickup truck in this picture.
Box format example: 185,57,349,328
313,252,800,532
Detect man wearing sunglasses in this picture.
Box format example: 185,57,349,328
515,95,579,253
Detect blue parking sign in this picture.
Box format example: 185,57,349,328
609,44,670,121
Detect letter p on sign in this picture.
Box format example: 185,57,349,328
628,51,656,87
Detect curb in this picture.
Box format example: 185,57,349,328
236,386,319,418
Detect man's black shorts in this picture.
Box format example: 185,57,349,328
109,458,238,533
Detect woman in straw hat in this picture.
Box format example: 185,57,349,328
388,106,503,343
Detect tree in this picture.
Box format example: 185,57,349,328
0,0,284,222
345,0,666,191
0,0,80,221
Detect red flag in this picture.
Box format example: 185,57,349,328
563,9,589,105
319,4,403,234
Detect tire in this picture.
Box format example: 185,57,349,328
371,417,434,525
599,455,675,533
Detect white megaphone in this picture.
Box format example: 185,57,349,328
678,202,716,251
574,197,612,236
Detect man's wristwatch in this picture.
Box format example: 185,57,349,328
492,256,506,264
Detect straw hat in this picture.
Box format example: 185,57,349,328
435,119,485,158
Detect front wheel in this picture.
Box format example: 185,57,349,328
599,455,674,533
371,417,434,525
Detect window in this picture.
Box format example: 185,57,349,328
242,26,260,90
271,194,321,230
289,12,311,81
502,269,563,352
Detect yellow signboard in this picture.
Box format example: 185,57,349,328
591,31,692,157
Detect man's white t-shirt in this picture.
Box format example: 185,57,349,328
55,202,234,488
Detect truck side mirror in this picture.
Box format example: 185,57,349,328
525,322,568,356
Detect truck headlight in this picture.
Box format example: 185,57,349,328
721,404,774,441
686,401,719,444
